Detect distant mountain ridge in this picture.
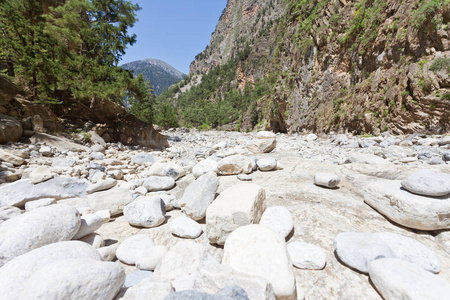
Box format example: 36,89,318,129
122,59,185,95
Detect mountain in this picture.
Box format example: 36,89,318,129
157,0,450,134
122,59,185,95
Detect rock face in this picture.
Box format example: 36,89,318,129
18,259,125,300
0,241,101,300
364,180,450,230
369,258,450,300
0,75,19,105
0,204,81,267
0,114,22,143
206,184,266,245
222,225,297,300
180,172,219,220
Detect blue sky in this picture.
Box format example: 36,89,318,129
120,0,228,74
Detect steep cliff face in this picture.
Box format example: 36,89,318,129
188,0,450,134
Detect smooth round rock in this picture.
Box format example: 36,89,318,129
334,232,395,273
0,241,101,300
0,204,81,267
169,216,203,239
18,259,125,300
222,225,296,300
313,172,341,188
401,170,450,197
287,241,327,270
192,159,218,178
256,157,277,171
259,206,293,239
369,258,450,300
124,196,166,228
116,234,155,265
143,176,175,192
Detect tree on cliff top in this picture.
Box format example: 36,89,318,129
0,0,152,116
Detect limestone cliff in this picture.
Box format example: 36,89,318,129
188,0,450,134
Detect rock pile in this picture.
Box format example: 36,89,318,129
0,128,449,299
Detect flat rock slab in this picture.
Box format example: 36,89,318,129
18,259,125,300
401,170,450,197
0,176,88,208
364,180,450,230
369,258,450,300
30,133,90,152
0,241,101,300
0,204,81,267
206,183,266,245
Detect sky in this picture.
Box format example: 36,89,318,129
120,0,228,74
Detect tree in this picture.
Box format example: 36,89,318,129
0,0,150,108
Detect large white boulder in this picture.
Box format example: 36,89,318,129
18,259,125,300
124,196,166,228
369,258,450,300
0,241,101,300
222,225,297,300
217,155,252,175
259,206,293,239
364,180,450,230
206,184,266,245
143,176,175,192
180,172,219,220
0,204,81,267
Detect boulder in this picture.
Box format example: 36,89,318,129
0,75,19,105
0,241,101,300
222,225,297,300
0,204,81,267
0,176,88,208
73,213,104,240
0,148,24,165
18,259,125,300
116,234,155,265
142,176,175,192
287,241,327,270
124,196,166,228
369,258,450,300
334,232,395,273
86,178,117,194
86,187,134,216
206,184,266,245
30,133,90,152
259,206,293,239
256,157,277,171
132,153,155,165
0,114,22,143
24,198,56,211
180,172,219,220
169,216,203,239
135,245,168,271
401,169,450,197
247,139,277,154
217,155,252,175
313,172,341,188
192,158,219,178
28,166,54,184
364,180,450,230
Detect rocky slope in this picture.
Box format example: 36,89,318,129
122,59,185,95
0,129,449,299
187,0,450,134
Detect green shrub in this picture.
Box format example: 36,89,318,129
429,58,450,73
